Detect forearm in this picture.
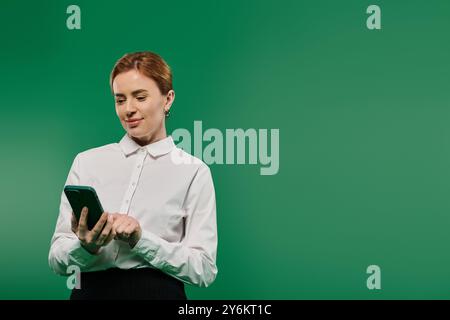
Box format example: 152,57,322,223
48,236,99,275
132,230,218,287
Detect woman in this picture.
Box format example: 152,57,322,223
48,51,218,300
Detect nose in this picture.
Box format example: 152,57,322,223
125,100,137,116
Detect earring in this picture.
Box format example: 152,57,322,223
165,109,171,118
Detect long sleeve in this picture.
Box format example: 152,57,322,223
48,154,100,275
132,163,218,287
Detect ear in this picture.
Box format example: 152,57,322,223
164,90,175,112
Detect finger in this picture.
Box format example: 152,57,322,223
90,212,108,240
123,222,137,237
111,213,121,221
113,216,127,233
78,207,89,234
119,221,134,238
95,214,114,246
71,212,78,233
103,229,116,245
112,224,119,240
111,214,122,227
115,219,131,235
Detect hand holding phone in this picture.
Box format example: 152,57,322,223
71,207,115,254
64,185,115,253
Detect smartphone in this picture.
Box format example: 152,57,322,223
64,185,105,230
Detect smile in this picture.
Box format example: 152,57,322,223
126,118,143,127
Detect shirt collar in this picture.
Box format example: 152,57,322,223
119,133,175,157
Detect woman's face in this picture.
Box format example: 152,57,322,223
113,69,174,146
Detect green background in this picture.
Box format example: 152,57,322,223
1,0,450,299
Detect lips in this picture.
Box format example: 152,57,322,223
126,118,143,127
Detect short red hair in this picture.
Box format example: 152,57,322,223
110,51,173,95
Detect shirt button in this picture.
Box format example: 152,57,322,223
132,182,136,186
126,200,129,203
137,164,141,168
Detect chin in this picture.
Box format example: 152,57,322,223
128,131,142,138
128,129,151,139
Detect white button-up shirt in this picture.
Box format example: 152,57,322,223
48,134,218,287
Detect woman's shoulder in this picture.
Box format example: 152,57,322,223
76,142,121,161
171,145,210,170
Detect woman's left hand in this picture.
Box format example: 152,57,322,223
112,214,142,248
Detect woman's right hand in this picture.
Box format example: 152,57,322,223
71,207,116,254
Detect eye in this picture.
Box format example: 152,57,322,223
137,96,147,101
116,99,125,105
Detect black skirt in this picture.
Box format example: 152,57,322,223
70,267,187,300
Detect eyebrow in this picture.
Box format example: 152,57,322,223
114,89,148,97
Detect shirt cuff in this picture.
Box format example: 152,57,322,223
131,229,161,263
68,241,100,267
